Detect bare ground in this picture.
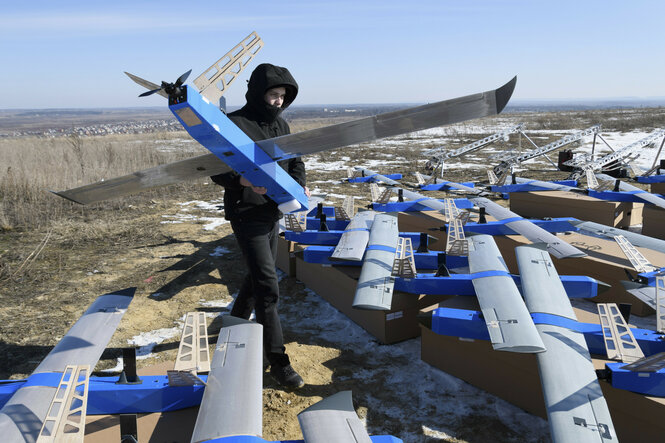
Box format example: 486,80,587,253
0,183,547,443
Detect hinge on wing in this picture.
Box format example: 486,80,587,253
347,167,362,179
572,417,612,439
597,302,644,363
613,235,658,274
370,183,392,204
335,195,354,220
174,311,211,374
391,237,417,278
37,365,90,443
284,213,306,232
487,169,499,185
620,351,665,373
585,167,599,189
445,200,468,256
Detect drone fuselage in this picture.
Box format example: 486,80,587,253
169,85,308,212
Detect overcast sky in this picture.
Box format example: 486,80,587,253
2,0,663,108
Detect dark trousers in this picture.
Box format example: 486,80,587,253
230,219,289,367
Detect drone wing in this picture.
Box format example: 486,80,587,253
468,235,545,353
53,153,232,204
331,210,376,261
55,77,516,205
470,197,586,259
571,219,665,255
298,391,372,443
596,173,665,211
0,288,135,443
189,316,263,442
517,244,616,442
621,281,657,310
352,213,399,310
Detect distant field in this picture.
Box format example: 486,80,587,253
0,105,404,136
0,107,174,134
3,103,664,137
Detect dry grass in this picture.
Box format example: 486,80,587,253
0,132,212,231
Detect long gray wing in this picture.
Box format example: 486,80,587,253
352,213,399,310
514,177,581,192
258,76,516,159
352,167,584,260
53,153,232,205
516,245,616,443
190,316,263,442
468,235,545,353
298,391,372,443
571,219,665,255
470,197,586,259
54,77,516,205
331,210,376,261
0,288,135,443
597,173,665,210
621,280,657,309
355,166,481,199
353,166,475,214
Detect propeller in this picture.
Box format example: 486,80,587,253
139,69,192,98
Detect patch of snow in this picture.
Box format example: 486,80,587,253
128,326,181,360
200,217,229,231
200,298,233,309
304,158,349,170
179,200,224,211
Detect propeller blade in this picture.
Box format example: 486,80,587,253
176,69,192,86
139,88,162,97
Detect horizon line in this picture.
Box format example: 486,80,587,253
3,97,665,112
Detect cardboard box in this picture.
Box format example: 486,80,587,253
276,235,297,277
85,362,198,442
493,232,665,317
396,210,499,251
509,191,643,228
642,205,665,240
420,298,665,443
397,210,448,251
650,182,665,195
295,256,448,344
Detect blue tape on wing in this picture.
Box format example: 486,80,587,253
366,245,397,253
531,313,592,332
23,372,66,388
470,270,511,279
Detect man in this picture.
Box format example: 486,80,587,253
211,63,308,389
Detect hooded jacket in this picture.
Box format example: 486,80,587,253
211,63,306,222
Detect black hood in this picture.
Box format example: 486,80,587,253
245,63,298,122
